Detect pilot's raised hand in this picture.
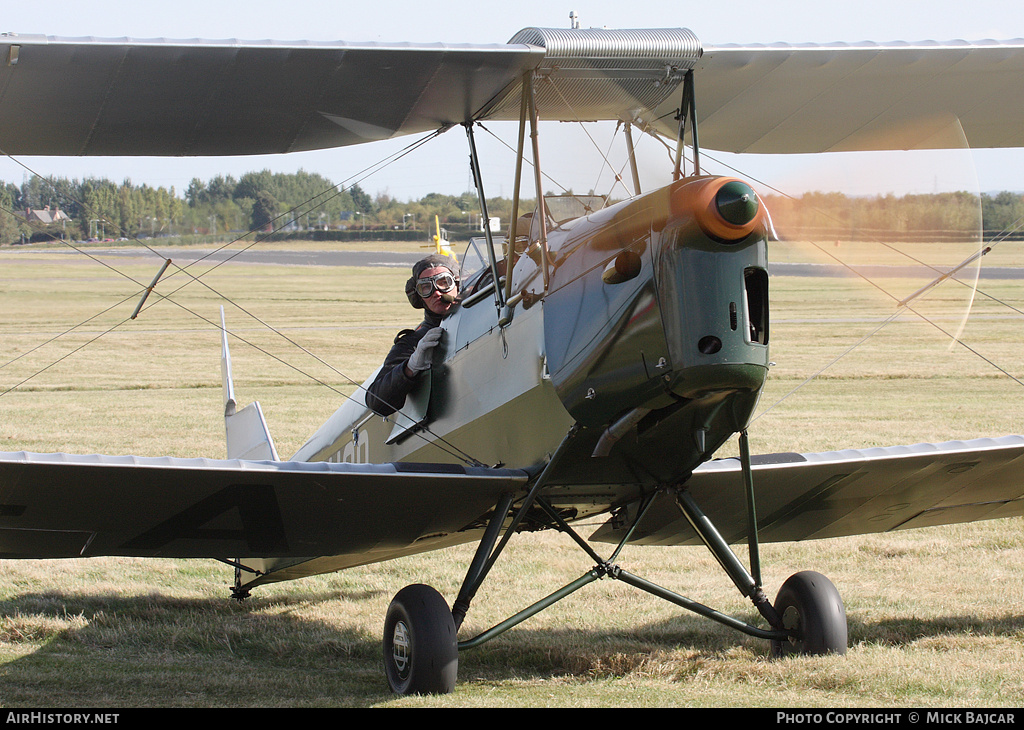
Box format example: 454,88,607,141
405,327,444,376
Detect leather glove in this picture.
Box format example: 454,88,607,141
406,327,444,374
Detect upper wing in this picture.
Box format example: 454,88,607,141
0,35,542,156
0,451,526,561
7,28,1024,158
688,40,1024,153
591,436,1024,546
0,27,702,157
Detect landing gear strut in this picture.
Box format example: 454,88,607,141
380,431,847,694
381,508,848,694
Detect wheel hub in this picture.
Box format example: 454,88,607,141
781,605,800,631
781,604,802,648
391,620,411,679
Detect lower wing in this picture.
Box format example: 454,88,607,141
0,452,526,561
592,436,1024,546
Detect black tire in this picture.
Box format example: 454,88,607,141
383,584,458,695
770,571,847,657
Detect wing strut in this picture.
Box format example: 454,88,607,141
673,69,701,179
502,72,531,314
464,121,505,312
500,70,552,326
526,72,552,293
623,121,642,196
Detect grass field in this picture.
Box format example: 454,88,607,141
0,238,1022,708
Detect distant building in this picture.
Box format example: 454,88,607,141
23,205,71,225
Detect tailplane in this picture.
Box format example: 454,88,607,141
221,307,279,461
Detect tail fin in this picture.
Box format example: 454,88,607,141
221,307,279,461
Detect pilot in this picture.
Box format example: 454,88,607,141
366,254,460,417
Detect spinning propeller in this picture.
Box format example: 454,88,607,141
721,117,988,450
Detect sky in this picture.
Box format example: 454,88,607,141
3,0,1024,202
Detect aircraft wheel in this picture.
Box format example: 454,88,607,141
770,571,847,658
383,584,458,695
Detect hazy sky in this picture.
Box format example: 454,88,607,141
3,0,1024,200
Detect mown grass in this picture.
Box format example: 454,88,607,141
0,239,1022,707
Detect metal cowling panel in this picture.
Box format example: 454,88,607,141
507,27,703,64
482,27,703,124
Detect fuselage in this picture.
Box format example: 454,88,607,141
292,175,771,505
238,175,771,588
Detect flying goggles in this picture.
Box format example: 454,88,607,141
416,271,458,298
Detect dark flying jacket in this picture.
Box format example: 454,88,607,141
365,310,443,417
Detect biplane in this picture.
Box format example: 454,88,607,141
1,23,1023,695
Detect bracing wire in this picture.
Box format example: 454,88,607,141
637,126,1024,406
5,115,1023,460
0,129,490,467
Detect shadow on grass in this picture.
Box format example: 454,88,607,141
0,585,1021,706
458,607,1024,684
0,588,395,707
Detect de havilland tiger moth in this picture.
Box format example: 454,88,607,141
0,21,1023,694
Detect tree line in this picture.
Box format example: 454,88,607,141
762,190,1019,242
0,169,525,245
1,169,1023,245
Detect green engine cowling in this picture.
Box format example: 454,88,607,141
542,176,770,440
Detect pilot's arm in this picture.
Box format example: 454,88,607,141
366,323,443,417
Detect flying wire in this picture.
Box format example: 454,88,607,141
0,131,489,467
6,117,1022,460
691,142,1022,377
488,118,1024,414
630,123,1024,419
